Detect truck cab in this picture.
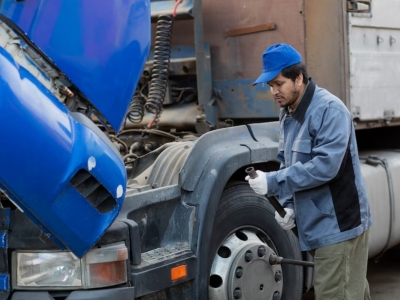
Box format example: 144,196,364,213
1,0,400,299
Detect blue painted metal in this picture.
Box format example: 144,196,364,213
0,231,8,294
0,0,151,132
196,43,217,128
0,208,9,294
0,47,127,258
213,79,281,119
0,233,7,249
0,275,8,291
148,45,196,60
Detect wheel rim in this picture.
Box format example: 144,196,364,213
209,228,283,300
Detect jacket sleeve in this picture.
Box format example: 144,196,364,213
277,110,286,169
276,153,295,208
266,105,351,200
275,114,294,208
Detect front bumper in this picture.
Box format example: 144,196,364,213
10,287,135,300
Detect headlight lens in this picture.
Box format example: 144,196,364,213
16,252,81,288
13,242,128,290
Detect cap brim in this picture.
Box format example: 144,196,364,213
253,69,281,86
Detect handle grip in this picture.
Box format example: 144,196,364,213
245,167,287,218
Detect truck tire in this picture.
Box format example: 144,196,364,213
208,183,303,300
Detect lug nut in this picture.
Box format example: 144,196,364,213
245,250,253,262
234,288,242,299
275,271,282,282
235,267,243,278
273,291,281,300
258,246,266,257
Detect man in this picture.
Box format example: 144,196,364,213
245,43,372,300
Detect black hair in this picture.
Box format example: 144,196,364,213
281,62,309,84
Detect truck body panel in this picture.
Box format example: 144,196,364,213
348,0,400,122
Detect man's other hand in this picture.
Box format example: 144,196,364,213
245,170,268,195
275,208,296,230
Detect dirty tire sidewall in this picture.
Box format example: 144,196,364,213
208,183,303,300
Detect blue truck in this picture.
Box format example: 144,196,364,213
0,0,400,299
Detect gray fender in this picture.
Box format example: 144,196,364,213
178,121,280,298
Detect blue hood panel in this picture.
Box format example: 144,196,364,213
0,47,127,258
0,0,151,132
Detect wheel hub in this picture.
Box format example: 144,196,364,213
209,229,283,300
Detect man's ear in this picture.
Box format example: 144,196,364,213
296,74,303,87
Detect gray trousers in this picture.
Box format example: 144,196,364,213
312,230,371,300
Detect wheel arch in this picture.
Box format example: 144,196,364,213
178,122,285,298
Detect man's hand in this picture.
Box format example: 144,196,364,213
275,208,296,230
245,170,268,195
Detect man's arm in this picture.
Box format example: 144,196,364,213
266,106,351,200
276,142,295,209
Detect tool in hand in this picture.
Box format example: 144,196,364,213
245,166,299,237
245,166,314,268
245,167,286,217
269,253,314,268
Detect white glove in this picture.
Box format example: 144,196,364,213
275,208,296,230
245,170,268,195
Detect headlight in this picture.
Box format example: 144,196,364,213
13,242,128,290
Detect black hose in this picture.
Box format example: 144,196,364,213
145,15,174,116
127,91,146,123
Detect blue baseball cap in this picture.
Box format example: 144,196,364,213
254,43,302,85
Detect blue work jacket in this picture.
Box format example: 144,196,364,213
266,79,372,251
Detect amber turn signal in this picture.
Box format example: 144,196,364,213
171,265,187,281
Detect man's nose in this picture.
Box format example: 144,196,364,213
270,85,279,95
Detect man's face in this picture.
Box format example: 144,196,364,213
267,73,304,109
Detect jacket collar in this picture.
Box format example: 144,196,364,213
287,78,316,124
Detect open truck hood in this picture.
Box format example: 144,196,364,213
0,0,151,132
0,0,151,257
0,45,127,258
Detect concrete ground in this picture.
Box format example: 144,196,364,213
302,245,400,299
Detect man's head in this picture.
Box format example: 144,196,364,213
254,43,309,109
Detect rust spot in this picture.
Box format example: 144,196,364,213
238,88,247,103
255,91,270,100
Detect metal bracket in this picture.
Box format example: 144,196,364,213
219,119,234,128
347,0,370,13
150,0,194,21
384,109,395,123
390,36,397,46
352,106,361,119
347,0,358,11
195,114,213,134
